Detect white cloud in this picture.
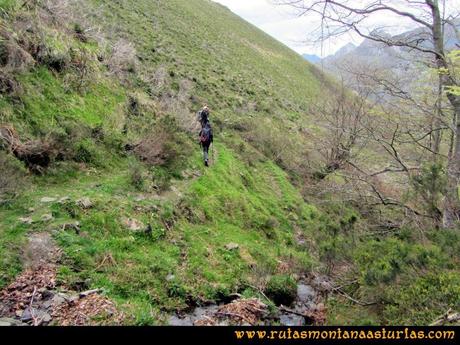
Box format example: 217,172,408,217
212,0,460,58
212,0,361,56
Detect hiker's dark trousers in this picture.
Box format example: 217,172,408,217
202,142,211,162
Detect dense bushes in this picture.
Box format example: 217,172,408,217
383,272,460,325
0,151,28,204
355,238,444,286
133,115,193,173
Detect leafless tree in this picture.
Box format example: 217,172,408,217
276,0,460,228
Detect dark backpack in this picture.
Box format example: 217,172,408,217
200,125,212,144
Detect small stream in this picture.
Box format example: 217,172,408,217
168,278,328,326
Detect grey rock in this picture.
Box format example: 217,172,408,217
43,293,67,309
40,197,57,203
65,295,80,305
37,310,52,324
58,196,71,204
225,243,239,251
41,214,53,222
41,289,54,300
19,217,33,224
279,313,306,326
297,284,316,303
20,308,33,322
62,222,81,233
123,218,144,232
166,274,175,282
76,197,93,209
168,315,193,326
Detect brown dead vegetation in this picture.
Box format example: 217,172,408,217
0,125,57,174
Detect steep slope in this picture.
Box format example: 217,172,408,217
0,0,332,325
1,0,459,326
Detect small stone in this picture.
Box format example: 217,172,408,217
166,274,175,282
76,197,93,209
41,214,53,222
19,217,33,224
134,195,146,202
51,294,68,307
62,222,81,234
297,284,316,303
225,243,239,251
20,308,33,322
37,311,52,324
58,196,71,204
40,197,57,203
65,295,80,305
41,289,54,300
28,208,35,213
123,218,144,232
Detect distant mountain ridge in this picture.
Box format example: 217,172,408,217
319,20,459,68
302,53,321,63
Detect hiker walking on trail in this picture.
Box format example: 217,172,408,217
197,104,210,128
199,121,213,167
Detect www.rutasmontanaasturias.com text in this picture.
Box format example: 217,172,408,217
234,328,456,341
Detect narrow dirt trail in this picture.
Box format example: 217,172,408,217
154,145,219,206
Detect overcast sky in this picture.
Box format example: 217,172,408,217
211,0,460,57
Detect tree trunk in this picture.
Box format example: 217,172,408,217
427,0,460,228
443,95,460,228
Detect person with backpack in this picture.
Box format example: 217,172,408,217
197,104,210,128
199,121,213,167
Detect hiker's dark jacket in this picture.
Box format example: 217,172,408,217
198,109,210,127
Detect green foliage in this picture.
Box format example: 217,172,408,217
355,238,444,286
0,151,29,204
383,272,460,325
265,274,297,306
128,162,147,191
0,0,17,14
73,138,105,166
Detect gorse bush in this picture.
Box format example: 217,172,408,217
383,272,460,325
355,238,444,286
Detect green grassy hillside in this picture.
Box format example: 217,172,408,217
1,0,459,326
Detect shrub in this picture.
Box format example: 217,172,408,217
264,274,297,306
64,46,98,92
355,238,444,286
383,272,460,325
73,138,104,166
129,162,147,191
0,151,28,204
0,35,34,73
107,38,137,79
133,116,192,172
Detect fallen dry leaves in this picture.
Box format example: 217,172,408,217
52,293,124,326
0,264,57,315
